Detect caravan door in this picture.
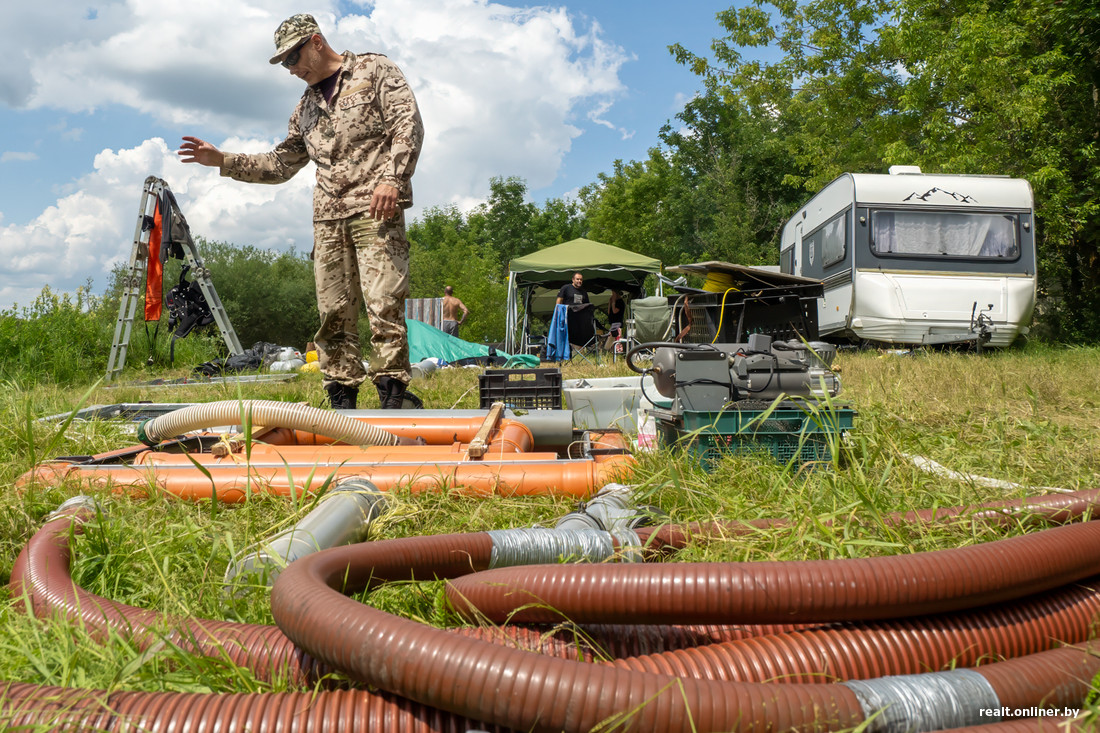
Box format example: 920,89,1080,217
801,211,853,334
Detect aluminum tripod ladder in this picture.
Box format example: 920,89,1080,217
106,176,243,382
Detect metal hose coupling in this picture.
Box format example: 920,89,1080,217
486,526,643,567
555,482,668,533
46,495,101,522
482,484,663,566
224,477,388,588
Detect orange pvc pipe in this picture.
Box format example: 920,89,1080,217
134,446,558,466
268,416,532,446
485,420,534,454
18,422,632,501
33,457,634,502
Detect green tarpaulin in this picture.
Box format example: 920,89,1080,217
407,319,538,368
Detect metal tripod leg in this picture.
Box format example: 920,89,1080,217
106,177,158,382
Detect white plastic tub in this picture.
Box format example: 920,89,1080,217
562,375,665,432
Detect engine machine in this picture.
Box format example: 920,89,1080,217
630,333,842,416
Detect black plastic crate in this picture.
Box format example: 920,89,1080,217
478,368,562,410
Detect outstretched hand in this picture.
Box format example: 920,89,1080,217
178,136,225,168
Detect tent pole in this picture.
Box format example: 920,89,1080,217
505,272,516,354
521,287,532,354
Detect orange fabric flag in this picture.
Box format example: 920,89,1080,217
144,202,164,321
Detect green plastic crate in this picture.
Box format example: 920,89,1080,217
654,402,856,466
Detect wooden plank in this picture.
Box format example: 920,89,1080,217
467,402,505,459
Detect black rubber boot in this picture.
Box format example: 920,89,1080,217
324,383,342,409
325,383,358,410
401,390,424,409
376,377,406,410
374,377,424,409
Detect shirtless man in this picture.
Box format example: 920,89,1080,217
441,285,469,337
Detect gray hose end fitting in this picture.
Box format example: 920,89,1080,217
47,495,101,521
224,476,389,590
329,477,388,519
556,483,662,532
843,669,1000,733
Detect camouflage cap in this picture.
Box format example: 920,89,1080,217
268,13,321,65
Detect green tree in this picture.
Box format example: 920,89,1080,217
580,153,693,265
481,176,540,268
672,0,1100,339
408,205,507,342
406,180,588,341
581,87,803,268
469,176,588,273
528,196,587,252
661,87,804,264
196,240,319,348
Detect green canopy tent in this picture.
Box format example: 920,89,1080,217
504,238,662,354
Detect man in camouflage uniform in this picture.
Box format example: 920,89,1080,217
178,13,424,410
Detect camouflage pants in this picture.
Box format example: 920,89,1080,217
313,210,410,388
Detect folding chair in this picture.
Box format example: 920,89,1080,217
610,318,635,363
631,296,673,344
566,305,602,365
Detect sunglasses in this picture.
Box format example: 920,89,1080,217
281,39,309,69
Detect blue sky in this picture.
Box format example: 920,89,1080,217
0,1,745,310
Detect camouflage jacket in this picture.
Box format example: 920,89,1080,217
220,51,424,221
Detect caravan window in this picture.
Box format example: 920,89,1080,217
806,211,847,268
871,210,1019,259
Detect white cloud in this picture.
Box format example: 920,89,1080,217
0,139,169,309
1,0,130,107
0,137,319,310
341,0,630,205
0,0,631,309
1,152,39,163
24,0,311,135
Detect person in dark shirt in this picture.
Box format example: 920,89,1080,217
556,272,589,308
555,272,595,350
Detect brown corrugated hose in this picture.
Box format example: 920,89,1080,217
8,490,1100,730
267,519,1100,732
445,520,1100,625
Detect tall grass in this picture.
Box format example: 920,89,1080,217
0,284,225,387
0,343,1098,723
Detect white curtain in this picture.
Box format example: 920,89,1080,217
873,212,1016,258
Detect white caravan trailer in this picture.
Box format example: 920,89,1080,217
779,167,1037,347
